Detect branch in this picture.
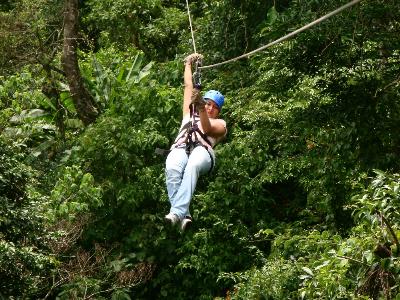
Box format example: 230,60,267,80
43,276,66,300
374,75,400,98
48,65,66,77
336,255,370,267
379,212,400,256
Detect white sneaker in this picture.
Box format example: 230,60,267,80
164,213,180,225
180,216,192,231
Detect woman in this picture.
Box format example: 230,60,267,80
164,53,227,231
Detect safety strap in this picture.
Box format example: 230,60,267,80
184,104,212,155
155,108,215,172
155,110,212,156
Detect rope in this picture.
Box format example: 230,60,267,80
185,0,197,54
200,0,362,70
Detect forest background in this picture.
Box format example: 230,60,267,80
1,0,400,299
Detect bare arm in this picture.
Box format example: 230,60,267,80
183,61,193,117
198,108,227,138
182,53,204,117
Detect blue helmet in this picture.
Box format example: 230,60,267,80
204,90,224,110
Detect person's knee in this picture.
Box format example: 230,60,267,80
166,157,183,171
166,164,183,177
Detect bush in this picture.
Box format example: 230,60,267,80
0,138,56,298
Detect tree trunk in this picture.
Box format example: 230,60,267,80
62,0,98,126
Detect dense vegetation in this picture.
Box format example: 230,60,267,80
1,0,400,299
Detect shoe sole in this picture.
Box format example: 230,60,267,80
165,217,178,226
181,220,192,232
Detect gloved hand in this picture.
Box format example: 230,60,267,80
184,53,204,65
190,88,206,110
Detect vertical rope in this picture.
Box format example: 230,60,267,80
185,0,197,53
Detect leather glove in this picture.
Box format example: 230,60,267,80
190,88,206,110
184,53,204,65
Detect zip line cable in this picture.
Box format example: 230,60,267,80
185,0,197,54
186,0,362,70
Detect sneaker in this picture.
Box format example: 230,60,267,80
180,216,192,231
164,213,179,225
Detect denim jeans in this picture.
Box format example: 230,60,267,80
165,145,214,219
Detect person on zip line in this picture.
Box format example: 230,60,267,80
164,53,227,231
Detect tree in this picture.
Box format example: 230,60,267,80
62,0,98,125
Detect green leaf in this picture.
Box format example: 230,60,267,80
302,267,314,276
266,6,278,25
137,62,154,83
112,290,131,300
126,53,144,82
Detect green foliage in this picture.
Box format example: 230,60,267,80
229,171,400,300
0,0,15,11
0,70,74,163
0,138,55,298
83,0,187,59
229,260,300,299
194,0,277,62
0,0,64,75
1,0,400,299
0,240,56,298
299,171,400,299
0,140,36,242
352,171,400,230
48,165,103,221
79,48,156,111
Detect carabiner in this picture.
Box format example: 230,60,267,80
192,58,202,89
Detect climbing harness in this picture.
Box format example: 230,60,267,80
176,108,215,171
185,103,211,152
155,93,215,172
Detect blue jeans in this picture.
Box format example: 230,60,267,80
165,145,214,219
